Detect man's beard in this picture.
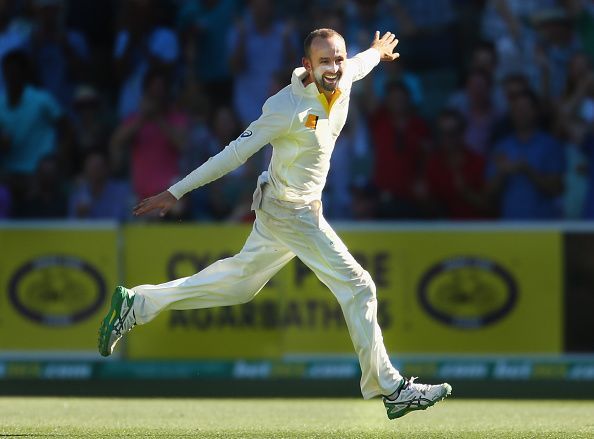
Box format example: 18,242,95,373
313,67,341,92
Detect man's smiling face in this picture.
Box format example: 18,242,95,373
303,35,346,93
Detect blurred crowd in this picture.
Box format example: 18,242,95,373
1,0,594,222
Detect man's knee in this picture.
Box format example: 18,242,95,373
336,270,376,306
236,289,259,304
360,271,376,298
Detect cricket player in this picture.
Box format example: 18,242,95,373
98,29,451,419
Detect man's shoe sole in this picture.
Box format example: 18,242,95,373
98,286,128,357
385,383,452,420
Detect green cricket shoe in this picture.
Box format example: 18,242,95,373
98,286,136,357
383,377,452,420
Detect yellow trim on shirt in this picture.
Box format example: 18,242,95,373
317,89,342,114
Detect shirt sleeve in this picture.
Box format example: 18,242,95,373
348,48,381,82
167,98,290,199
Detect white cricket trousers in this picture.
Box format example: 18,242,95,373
132,185,402,399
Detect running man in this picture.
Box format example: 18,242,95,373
98,29,452,419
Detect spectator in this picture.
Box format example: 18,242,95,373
481,6,582,103
110,68,188,203
448,68,501,156
374,56,423,106
363,41,423,111
468,40,508,111
481,0,556,42
68,150,131,221
211,107,256,222
176,75,214,220
0,0,30,92
562,0,594,60
13,154,67,218
0,1,588,224
470,40,499,75
113,0,179,120
63,1,118,92
228,0,298,126
186,106,254,222
555,53,594,218
486,90,565,219
555,52,594,142
531,7,583,101
392,0,458,70
480,0,556,80
344,0,397,56
71,85,113,169
177,0,238,107
424,109,490,219
0,49,67,195
324,108,371,219
25,0,90,111
491,73,532,142
369,81,430,218
501,72,531,109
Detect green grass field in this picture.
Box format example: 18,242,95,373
1,397,593,438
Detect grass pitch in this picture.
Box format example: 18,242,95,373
1,397,593,438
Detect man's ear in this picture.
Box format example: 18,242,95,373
302,57,312,72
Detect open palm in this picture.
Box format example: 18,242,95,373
371,31,399,61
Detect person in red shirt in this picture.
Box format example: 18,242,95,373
110,68,188,204
424,109,491,219
369,80,430,218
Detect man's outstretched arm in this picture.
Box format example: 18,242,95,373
350,31,400,82
133,99,290,217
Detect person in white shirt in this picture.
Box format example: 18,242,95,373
98,28,451,419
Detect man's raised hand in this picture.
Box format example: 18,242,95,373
133,190,177,217
371,31,399,62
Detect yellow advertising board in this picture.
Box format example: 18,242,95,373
285,230,563,354
124,224,286,359
124,225,563,359
0,226,118,352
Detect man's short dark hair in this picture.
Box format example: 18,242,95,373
303,28,344,58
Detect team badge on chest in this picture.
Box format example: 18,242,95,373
304,114,319,129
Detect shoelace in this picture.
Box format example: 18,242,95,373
404,377,431,396
114,309,136,337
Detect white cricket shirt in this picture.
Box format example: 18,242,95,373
168,48,381,204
